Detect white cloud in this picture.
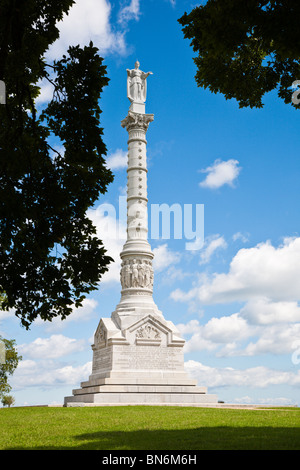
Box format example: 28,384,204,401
152,243,181,272
169,235,300,362
242,323,300,357
18,335,86,360
177,314,254,355
87,202,127,284
171,284,200,303
172,237,300,358
118,0,141,25
199,159,241,189
177,302,300,358
241,298,300,325
161,266,192,285
34,298,99,332
202,313,250,344
11,359,92,389
177,320,219,353
106,149,128,170
35,78,55,105
46,0,128,61
233,396,295,406
0,309,15,322
88,213,182,283
184,360,300,390
232,231,249,243
199,235,227,265
175,237,300,306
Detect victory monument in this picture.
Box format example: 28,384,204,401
64,62,218,406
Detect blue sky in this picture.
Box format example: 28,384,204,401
2,0,300,407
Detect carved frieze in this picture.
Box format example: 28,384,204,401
121,258,154,290
136,324,161,340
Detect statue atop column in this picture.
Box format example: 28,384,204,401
127,61,153,109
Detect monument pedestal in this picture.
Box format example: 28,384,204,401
64,311,217,406
64,61,217,407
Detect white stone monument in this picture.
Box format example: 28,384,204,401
64,63,217,406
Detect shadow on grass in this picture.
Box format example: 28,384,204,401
4,426,300,450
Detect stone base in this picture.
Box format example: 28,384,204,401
64,372,218,406
64,310,218,407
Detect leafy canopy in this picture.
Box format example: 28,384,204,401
0,0,114,328
0,336,22,400
178,0,300,108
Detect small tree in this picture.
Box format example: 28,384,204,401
1,395,15,408
0,336,22,402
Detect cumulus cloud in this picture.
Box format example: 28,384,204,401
47,0,127,61
11,359,92,389
87,202,127,284
232,231,250,243
199,235,227,265
106,149,128,170
240,298,300,325
177,314,255,355
174,237,300,306
35,79,55,105
184,360,300,390
177,304,300,358
34,298,99,332
152,243,181,272
172,236,300,359
18,335,87,360
199,159,241,189
242,323,300,357
118,0,141,25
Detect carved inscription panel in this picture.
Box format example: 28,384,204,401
112,344,185,371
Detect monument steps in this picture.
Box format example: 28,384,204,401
80,377,198,387
65,391,218,405
72,385,208,395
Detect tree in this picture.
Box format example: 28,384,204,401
0,336,22,401
1,395,15,408
178,0,300,109
0,1,114,328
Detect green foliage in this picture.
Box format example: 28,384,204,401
0,336,22,400
0,1,114,328
1,395,15,407
178,0,300,108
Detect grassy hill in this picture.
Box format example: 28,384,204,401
0,405,299,450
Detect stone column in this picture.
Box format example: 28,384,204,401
112,77,161,328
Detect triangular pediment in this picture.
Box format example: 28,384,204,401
125,314,184,347
128,315,172,336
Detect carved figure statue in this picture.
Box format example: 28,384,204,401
127,61,153,104
138,261,145,286
144,260,151,287
131,259,139,288
124,260,131,288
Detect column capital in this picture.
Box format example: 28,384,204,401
121,111,154,132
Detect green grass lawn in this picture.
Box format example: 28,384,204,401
0,406,299,450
